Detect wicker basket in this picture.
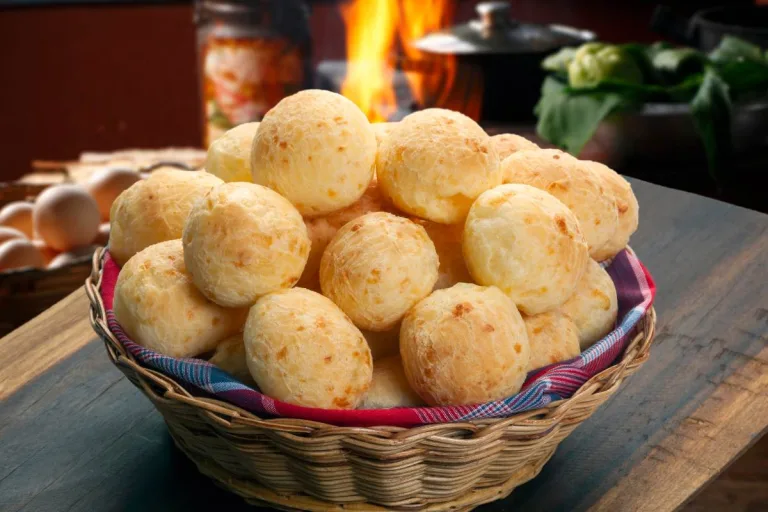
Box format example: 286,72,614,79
86,247,657,511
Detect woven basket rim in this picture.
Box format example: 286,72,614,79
85,247,657,434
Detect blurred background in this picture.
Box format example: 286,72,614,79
0,0,753,180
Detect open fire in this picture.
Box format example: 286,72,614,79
340,0,481,122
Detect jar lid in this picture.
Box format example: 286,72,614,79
412,1,595,55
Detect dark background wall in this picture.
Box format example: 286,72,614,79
0,1,667,181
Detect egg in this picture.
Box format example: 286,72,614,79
0,201,34,238
0,239,44,272
31,239,59,266
94,222,110,246
0,226,26,245
47,245,97,269
33,184,100,252
85,167,142,221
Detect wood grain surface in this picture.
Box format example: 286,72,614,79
0,178,766,512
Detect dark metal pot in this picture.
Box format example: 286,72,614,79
651,5,768,51
412,1,594,122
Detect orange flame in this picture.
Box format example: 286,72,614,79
397,0,456,108
341,0,399,122
341,0,481,122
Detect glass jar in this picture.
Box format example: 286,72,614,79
195,0,312,147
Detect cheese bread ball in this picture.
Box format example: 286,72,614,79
183,182,310,308
205,122,259,183
0,201,34,238
113,240,247,358
372,122,397,147
251,90,376,216
377,109,502,224
464,184,589,315
299,180,386,290
360,355,424,409
491,133,540,161
400,283,530,406
362,324,401,360
582,161,640,261
561,259,618,350
109,169,223,266
524,312,581,371
208,333,255,385
416,220,472,290
244,288,373,409
320,212,438,331
33,184,100,252
502,149,618,257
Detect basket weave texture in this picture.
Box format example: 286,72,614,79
86,248,657,511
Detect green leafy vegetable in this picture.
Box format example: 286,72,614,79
535,36,767,183
535,77,628,155
568,43,644,89
652,47,706,82
690,68,732,183
710,36,765,63
542,46,577,75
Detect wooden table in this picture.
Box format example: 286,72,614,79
1,179,767,512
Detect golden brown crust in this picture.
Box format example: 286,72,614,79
400,283,530,406
360,355,424,409
299,180,386,290
490,133,540,160
320,212,438,331
109,169,223,266
561,259,618,350
523,311,581,371
182,182,310,308
502,149,618,257
206,122,260,183
113,240,247,358
582,161,639,261
463,184,589,315
244,288,372,409
376,109,502,224
251,90,376,217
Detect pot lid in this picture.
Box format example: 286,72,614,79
412,1,595,55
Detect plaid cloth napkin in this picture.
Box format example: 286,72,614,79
101,249,655,427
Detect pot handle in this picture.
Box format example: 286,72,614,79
650,5,699,46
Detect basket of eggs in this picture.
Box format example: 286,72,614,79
86,90,656,511
0,157,201,336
